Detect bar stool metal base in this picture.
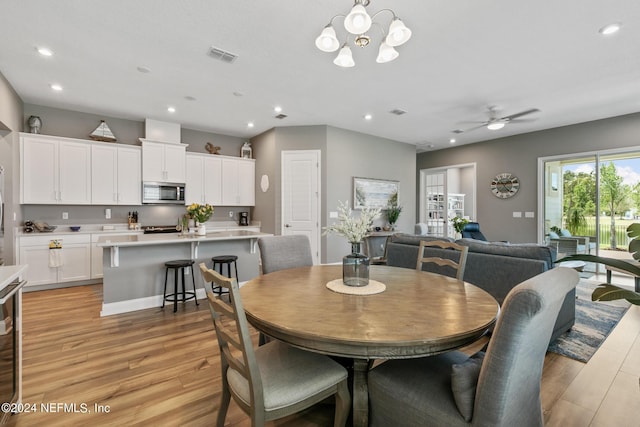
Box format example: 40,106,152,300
163,259,199,313
210,255,238,296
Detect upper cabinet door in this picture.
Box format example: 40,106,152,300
91,144,118,204
58,141,91,204
221,158,240,205
203,156,223,205
237,159,255,206
164,144,186,183
21,134,58,204
185,154,205,205
141,141,165,182
141,140,187,183
117,146,142,205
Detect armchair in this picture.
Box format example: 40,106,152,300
548,229,595,255
461,222,487,241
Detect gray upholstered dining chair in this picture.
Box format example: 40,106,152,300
257,234,313,274
256,234,314,345
203,265,350,427
416,240,469,280
368,267,579,427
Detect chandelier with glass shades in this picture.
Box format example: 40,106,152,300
315,0,412,67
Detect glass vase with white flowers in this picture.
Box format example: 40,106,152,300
324,201,381,286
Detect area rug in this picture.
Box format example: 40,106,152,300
548,278,630,363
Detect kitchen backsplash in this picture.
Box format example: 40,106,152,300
21,205,250,227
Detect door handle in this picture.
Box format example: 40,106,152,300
285,224,291,228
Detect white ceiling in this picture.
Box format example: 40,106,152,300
1,1,639,151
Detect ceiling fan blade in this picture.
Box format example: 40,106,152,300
502,108,540,121
454,123,488,133
508,118,538,124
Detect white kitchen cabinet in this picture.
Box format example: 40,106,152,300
186,153,222,205
92,143,141,205
141,139,187,183
18,234,91,286
20,133,91,204
221,157,255,206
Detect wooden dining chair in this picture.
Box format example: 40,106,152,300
203,266,350,427
416,240,469,280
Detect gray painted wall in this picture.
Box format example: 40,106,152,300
0,72,24,264
251,124,416,264
417,112,640,243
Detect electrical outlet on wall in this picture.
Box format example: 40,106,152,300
229,211,234,218
62,212,69,220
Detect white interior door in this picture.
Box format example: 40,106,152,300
281,150,321,264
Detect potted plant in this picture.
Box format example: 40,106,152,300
187,203,214,236
451,216,469,238
386,191,402,230
557,223,640,305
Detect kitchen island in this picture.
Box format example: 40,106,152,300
98,230,272,316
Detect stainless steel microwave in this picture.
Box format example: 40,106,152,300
142,182,186,205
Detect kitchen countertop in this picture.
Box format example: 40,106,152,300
98,229,271,248
16,221,261,236
0,265,28,293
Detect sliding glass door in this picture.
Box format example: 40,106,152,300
541,148,640,272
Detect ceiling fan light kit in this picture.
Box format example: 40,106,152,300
454,107,541,135
316,0,412,67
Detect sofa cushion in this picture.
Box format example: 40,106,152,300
560,229,572,237
548,231,560,239
455,238,556,269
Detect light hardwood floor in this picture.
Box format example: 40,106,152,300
7,277,640,426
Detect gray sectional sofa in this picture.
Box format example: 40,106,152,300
385,233,575,342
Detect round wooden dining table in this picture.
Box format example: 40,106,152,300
240,264,499,427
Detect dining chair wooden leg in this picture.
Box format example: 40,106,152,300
334,379,350,427
216,382,231,427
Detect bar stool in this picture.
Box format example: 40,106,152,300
210,255,238,296
163,259,198,313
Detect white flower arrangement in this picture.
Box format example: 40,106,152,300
324,200,381,243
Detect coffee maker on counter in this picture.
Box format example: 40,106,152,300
239,212,249,226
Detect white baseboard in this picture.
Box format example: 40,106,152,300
101,288,208,317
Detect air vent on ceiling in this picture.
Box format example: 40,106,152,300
208,46,238,64
275,114,288,120
389,108,407,116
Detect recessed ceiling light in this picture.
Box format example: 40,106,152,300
247,122,254,128
37,47,53,57
167,106,176,113
274,106,282,113
50,83,63,91
364,114,372,120
599,22,622,35
449,138,456,144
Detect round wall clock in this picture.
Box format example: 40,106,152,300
491,173,520,199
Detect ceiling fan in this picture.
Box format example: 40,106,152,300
453,106,540,134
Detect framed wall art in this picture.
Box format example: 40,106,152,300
353,177,399,210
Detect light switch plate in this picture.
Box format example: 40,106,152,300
525,211,535,218
512,211,522,218
330,211,338,219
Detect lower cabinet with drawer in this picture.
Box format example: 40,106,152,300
18,234,92,287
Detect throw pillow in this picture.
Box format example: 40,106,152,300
560,229,572,237
451,351,485,422
548,231,559,239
